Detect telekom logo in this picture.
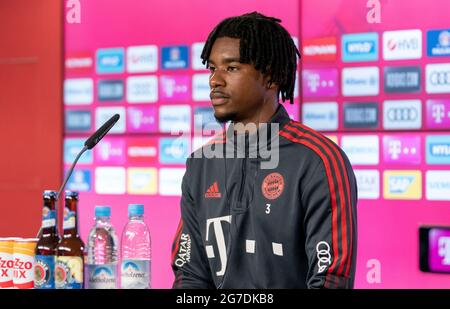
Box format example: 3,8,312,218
432,104,445,123
438,237,450,265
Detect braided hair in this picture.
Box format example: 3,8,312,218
201,11,300,104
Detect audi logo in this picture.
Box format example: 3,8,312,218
316,241,332,273
430,71,450,85
387,107,418,121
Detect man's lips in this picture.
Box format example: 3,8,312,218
210,91,230,106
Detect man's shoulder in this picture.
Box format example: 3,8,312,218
279,120,343,157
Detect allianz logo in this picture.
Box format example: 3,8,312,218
388,176,414,193
344,76,377,85
161,115,189,122
304,112,336,120
347,41,374,53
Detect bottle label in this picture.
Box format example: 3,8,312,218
63,207,76,230
42,207,56,228
55,256,83,289
13,253,35,289
34,255,55,289
121,259,150,289
86,264,116,289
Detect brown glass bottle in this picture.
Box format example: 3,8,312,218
55,191,85,289
34,190,60,289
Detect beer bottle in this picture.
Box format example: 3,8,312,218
55,191,85,289
34,190,60,289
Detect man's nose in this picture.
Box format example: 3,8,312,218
209,70,225,89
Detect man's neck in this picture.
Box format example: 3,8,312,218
232,101,279,134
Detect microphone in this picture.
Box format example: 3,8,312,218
57,113,120,199
84,113,120,150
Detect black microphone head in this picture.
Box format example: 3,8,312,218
84,114,120,150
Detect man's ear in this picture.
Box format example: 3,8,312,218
263,74,276,90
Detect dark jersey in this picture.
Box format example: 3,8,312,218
171,104,358,289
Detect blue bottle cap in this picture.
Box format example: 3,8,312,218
95,205,111,217
43,190,58,199
65,190,79,199
128,204,144,216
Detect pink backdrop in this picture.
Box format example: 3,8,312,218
302,0,450,288
64,0,299,289
65,0,450,289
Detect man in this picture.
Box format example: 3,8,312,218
171,12,357,288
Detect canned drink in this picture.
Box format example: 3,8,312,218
0,238,19,289
13,238,38,289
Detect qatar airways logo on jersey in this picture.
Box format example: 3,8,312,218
205,215,287,277
174,233,192,268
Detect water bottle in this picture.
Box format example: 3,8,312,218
86,206,118,289
120,204,151,289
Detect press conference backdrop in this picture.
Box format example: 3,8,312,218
64,0,450,289
301,0,450,287
63,0,300,288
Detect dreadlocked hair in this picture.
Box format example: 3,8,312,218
201,11,300,104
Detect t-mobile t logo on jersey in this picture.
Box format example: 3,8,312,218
205,215,286,277
205,215,231,276
439,236,450,265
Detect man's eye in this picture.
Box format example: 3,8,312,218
227,66,237,72
209,66,216,73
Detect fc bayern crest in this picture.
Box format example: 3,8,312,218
262,172,285,200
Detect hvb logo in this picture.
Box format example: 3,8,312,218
66,0,81,24
366,0,381,24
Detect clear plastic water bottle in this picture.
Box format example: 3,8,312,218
120,204,151,289
86,206,119,289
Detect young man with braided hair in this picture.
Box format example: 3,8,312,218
171,12,358,289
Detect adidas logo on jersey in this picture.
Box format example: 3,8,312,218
205,181,221,198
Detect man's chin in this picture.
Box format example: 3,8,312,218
214,111,237,124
